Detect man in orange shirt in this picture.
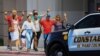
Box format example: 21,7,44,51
40,15,55,49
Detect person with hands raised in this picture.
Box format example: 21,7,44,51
4,9,24,51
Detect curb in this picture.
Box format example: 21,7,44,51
0,51,45,55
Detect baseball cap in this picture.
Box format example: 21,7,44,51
46,15,50,18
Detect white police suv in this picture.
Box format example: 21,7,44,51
45,13,100,56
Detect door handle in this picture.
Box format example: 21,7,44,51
84,31,91,34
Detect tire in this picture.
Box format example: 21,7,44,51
48,43,68,56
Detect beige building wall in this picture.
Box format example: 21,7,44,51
0,0,3,39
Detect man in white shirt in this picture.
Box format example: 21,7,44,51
32,10,42,51
31,9,50,51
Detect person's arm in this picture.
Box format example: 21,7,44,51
51,20,56,32
21,21,26,31
39,16,44,24
40,24,44,34
63,12,67,22
18,11,25,22
39,12,47,17
39,20,44,33
39,8,51,19
21,11,25,19
4,11,8,20
18,25,22,34
52,19,56,25
21,11,25,16
62,12,68,28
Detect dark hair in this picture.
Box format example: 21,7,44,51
33,10,36,13
56,15,60,18
33,13,38,16
12,15,16,19
27,15,30,18
33,10,38,16
55,15,62,21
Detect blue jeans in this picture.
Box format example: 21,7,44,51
44,34,49,39
44,34,49,49
25,29,33,49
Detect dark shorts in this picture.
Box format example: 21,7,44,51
8,32,11,40
32,31,41,40
31,31,41,45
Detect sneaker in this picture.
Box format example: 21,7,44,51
7,45,12,51
27,48,30,52
16,47,20,51
7,48,12,51
19,46,23,50
34,48,38,51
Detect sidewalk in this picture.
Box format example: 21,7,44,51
0,46,45,56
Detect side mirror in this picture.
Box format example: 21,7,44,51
66,23,74,30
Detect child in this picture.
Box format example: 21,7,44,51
21,30,26,49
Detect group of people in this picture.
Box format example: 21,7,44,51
4,9,67,52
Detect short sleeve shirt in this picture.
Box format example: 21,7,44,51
40,19,55,34
6,15,22,27
22,21,35,30
31,16,42,21
31,16,42,32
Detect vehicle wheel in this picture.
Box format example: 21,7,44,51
48,44,68,56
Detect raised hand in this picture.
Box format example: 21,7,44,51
4,11,8,15
64,12,67,17
63,12,67,21
47,8,51,13
21,11,25,16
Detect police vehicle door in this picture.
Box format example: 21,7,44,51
68,14,100,51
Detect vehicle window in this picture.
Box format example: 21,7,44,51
75,15,100,29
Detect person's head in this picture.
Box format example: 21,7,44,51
12,9,17,16
46,15,50,20
33,10,38,20
33,10,38,16
55,15,61,21
33,10,38,13
27,15,31,22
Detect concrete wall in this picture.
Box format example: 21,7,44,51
27,0,38,14
0,0,3,38
27,0,62,18
63,0,88,24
